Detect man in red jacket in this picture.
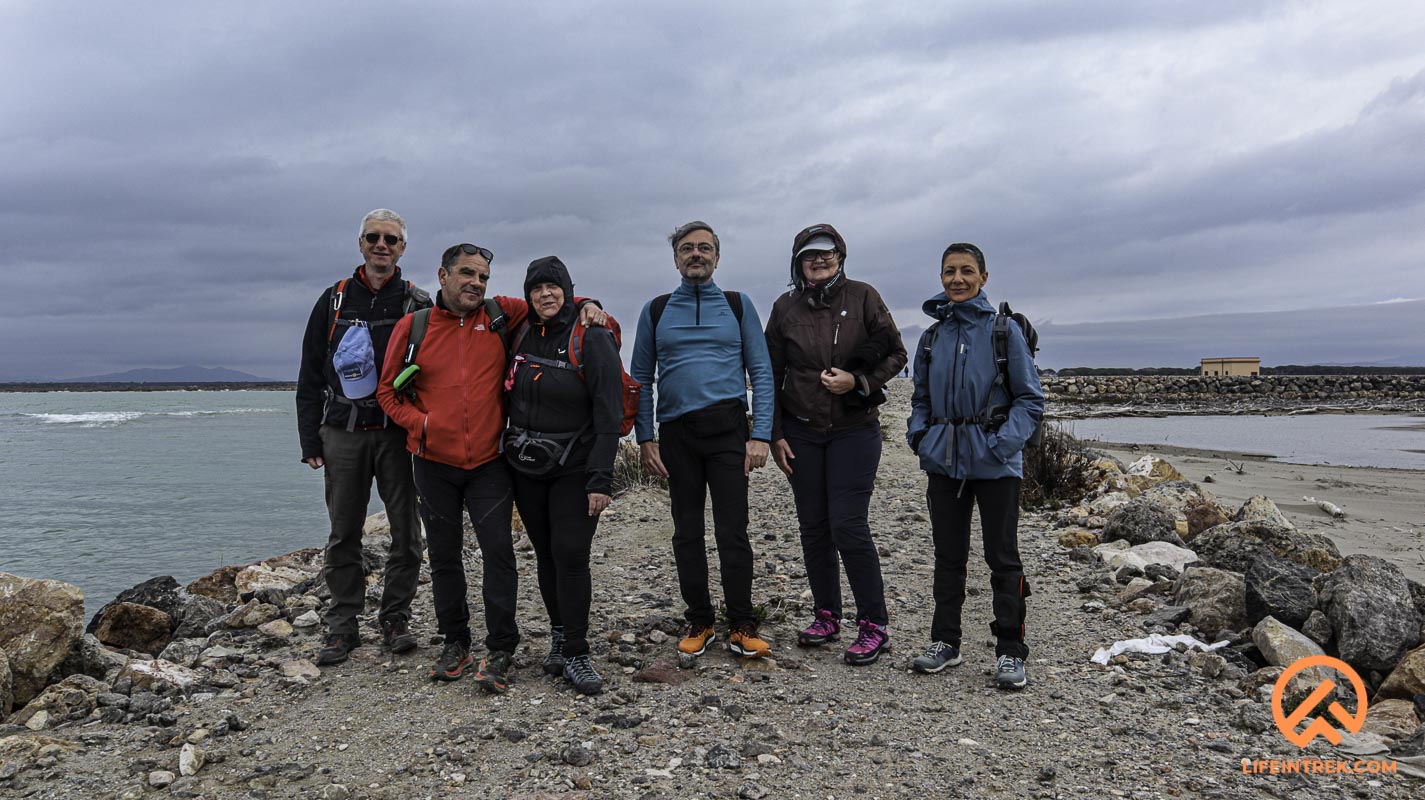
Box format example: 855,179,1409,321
377,243,608,694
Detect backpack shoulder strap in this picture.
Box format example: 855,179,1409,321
484,297,512,353
403,280,433,314
648,293,672,351
403,307,433,368
326,279,349,344
724,290,744,324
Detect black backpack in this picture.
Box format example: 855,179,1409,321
647,290,743,350
393,298,510,402
924,301,1042,447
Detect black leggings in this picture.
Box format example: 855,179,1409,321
926,474,1031,659
512,469,598,657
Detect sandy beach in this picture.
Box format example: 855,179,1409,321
1091,442,1425,584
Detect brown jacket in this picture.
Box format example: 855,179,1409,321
764,277,907,438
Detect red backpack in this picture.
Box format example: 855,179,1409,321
508,318,641,436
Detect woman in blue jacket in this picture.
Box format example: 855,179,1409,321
905,242,1044,690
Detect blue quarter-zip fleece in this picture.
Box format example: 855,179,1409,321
906,291,1044,479
631,278,774,443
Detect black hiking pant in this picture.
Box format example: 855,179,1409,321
926,474,1031,659
783,418,888,626
512,469,598,658
319,425,423,639
412,456,520,653
659,413,756,628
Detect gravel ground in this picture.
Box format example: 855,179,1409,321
5,381,1418,799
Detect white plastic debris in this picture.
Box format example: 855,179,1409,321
1090,634,1229,665
1302,495,1345,518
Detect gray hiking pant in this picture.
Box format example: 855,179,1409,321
319,424,423,638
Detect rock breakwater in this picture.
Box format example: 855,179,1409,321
1044,374,1425,412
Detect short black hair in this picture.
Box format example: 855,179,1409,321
941,242,985,274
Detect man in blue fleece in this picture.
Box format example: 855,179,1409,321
632,220,776,659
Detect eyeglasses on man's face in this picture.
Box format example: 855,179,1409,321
363,232,402,246
677,242,716,255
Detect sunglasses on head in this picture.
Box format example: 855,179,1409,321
363,232,402,246
442,243,495,267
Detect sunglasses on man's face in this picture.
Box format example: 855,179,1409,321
442,243,495,265
363,232,402,246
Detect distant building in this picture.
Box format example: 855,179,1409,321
1200,357,1260,377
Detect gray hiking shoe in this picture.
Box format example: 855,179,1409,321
543,627,566,676
996,655,1028,690
563,654,604,696
911,641,963,674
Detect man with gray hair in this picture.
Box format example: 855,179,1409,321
631,220,776,661
296,208,431,667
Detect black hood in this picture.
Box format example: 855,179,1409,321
524,256,577,328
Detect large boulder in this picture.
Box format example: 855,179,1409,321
0,573,84,708
92,602,174,655
1252,616,1329,693
1184,496,1231,542
59,633,130,682
0,648,11,717
1378,644,1425,700
1125,455,1185,483
83,576,182,636
1232,495,1295,531
1138,480,1209,518
1174,567,1248,635
6,674,106,730
172,595,226,640
1088,491,1132,517
1101,498,1185,547
213,599,283,630
1096,541,1199,574
1315,555,1422,674
1190,520,1342,573
234,549,324,595
1244,556,1318,629
1362,699,1421,743
185,564,247,606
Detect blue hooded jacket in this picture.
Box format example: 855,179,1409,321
906,291,1044,480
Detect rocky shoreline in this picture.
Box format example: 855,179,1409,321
2,381,1424,799
1043,374,1425,415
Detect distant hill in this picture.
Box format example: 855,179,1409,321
58,365,278,383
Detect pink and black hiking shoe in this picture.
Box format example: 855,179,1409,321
844,620,890,666
797,608,841,647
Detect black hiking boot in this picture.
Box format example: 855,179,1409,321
562,654,604,696
475,650,514,694
382,618,418,654
543,627,567,676
315,633,358,667
429,641,472,682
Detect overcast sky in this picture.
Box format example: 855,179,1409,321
4,1,1423,378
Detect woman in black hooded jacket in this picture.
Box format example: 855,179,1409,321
504,256,623,695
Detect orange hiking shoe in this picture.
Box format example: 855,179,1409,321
728,622,771,658
678,625,718,656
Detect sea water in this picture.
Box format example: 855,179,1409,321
0,391,337,618
1064,413,1425,470
3,391,1423,618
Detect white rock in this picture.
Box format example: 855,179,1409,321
179,742,205,776
148,770,176,788
1100,541,1200,573
293,611,321,628
24,709,49,730
281,659,321,679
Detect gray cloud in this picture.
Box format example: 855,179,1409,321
2,1,1423,379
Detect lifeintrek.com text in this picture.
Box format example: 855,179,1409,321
1241,758,1398,775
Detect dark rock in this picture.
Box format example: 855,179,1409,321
1174,567,1247,634
1409,580,1425,624
1184,497,1230,542
1301,610,1333,648
706,744,741,769
1143,564,1180,583
1114,564,1144,585
500,728,528,743
172,596,226,640
560,745,593,767
1143,605,1192,629
1244,556,1318,629
185,565,245,607
1101,498,1184,547
1068,547,1099,564
633,660,689,686
1395,723,1425,757
1316,555,1422,673
85,577,182,636
1191,520,1342,573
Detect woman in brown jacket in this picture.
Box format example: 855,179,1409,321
764,223,908,665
